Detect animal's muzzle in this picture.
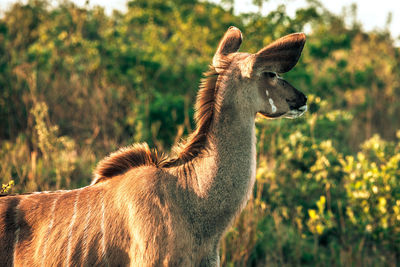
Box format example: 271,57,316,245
287,92,307,110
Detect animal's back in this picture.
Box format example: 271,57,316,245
0,185,131,266
0,166,200,267
0,192,57,266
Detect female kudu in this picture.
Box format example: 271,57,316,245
0,27,307,266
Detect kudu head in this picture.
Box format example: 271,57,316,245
213,26,307,119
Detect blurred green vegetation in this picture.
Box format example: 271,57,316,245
1,0,399,265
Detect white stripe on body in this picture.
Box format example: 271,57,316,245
101,196,109,266
81,197,92,265
41,194,61,266
65,190,81,266
12,201,21,266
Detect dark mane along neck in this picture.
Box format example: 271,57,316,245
164,62,229,167
91,63,229,184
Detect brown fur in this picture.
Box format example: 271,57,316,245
0,27,307,266
92,143,167,184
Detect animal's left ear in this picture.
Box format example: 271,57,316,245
253,33,306,74
213,26,243,68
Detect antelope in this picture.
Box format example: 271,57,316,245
0,27,307,266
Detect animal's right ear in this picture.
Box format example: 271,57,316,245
213,26,242,69
252,33,306,74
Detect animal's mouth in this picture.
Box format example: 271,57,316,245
284,105,307,119
258,105,307,119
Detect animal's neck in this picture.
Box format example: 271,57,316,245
205,97,257,206
180,91,257,238
206,103,256,200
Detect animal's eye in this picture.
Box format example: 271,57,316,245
264,72,277,78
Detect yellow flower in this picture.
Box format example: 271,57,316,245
58,31,68,41
316,224,324,235
308,209,317,220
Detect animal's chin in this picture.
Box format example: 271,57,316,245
258,111,285,119
283,108,307,119
259,105,307,119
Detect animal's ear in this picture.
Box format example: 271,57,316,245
253,33,306,73
213,26,242,68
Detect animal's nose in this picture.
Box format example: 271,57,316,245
298,92,307,105
287,92,307,110
302,94,307,103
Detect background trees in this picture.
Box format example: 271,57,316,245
1,0,399,265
